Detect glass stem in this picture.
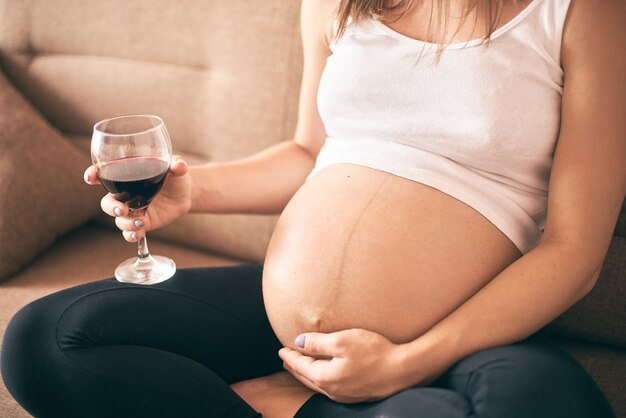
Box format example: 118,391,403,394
130,208,151,261
137,235,151,260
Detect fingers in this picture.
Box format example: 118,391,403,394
279,352,322,392
279,349,357,403
114,210,149,243
281,360,328,396
83,165,100,185
280,348,379,404
122,229,145,243
114,216,147,243
115,216,150,232
279,348,330,383
100,194,149,243
100,194,128,218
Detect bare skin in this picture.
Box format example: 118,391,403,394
263,165,521,348
231,1,534,417
84,0,626,416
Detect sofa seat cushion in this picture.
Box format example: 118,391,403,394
0,224,239,417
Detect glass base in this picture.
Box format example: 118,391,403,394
115,254,176,285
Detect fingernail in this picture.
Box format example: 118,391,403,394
295,335,305,348
114,207,123,217
134,219,144,228
130,232,137,241
84,172,90,183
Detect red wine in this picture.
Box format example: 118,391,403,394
98,157,170,209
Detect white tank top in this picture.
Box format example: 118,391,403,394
311,0,572,254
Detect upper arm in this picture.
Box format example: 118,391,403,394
541,0,626,269
293,0,336,158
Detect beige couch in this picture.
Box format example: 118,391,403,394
0,1,624,417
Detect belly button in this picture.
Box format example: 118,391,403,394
310,315,323,331
302,308,325,332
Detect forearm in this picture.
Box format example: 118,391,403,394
398,242,602,386
188,140,316,215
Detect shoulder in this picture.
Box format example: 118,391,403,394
562,0,626,68
301,0,338,48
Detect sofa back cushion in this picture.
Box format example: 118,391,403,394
0,0,303,261
615,200,626,238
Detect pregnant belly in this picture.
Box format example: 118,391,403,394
263,164,521,348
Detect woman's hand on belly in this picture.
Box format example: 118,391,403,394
265,165,522,402
278,328,436,403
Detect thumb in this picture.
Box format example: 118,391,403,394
169,156,188,176
84,165,100,185
295,332,347,358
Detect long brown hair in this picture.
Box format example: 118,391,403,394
335,0,507,53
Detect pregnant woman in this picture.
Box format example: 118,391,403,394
2,0,624,417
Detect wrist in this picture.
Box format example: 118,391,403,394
188,163,221,213
396,326,465,387
187,164,201,212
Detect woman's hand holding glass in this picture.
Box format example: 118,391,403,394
87,115,194,285
84,156,191,243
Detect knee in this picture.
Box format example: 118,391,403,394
462,344,614,418
1,298,62,412
323,388,473,418
383,388,473,418
2,299,51,370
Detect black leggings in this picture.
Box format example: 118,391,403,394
1,264,614,418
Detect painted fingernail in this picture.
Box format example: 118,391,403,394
130,232,137,241
134,219,144,228
295,335,305,348
114,207,123,217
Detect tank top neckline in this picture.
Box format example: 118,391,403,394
370,0,545,50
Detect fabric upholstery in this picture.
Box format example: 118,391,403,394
0,381,27,418
0,71,101,281
615,199,625,238
0,0,304,261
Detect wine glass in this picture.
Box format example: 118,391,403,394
91,114,177,285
